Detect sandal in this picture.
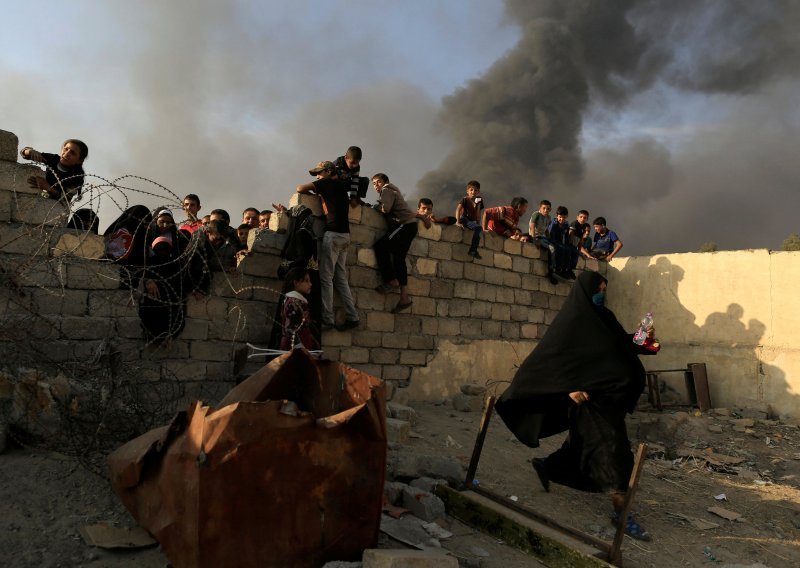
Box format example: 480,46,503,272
391,301,413,314
611,512,651,541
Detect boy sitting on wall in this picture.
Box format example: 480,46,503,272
455,180,484,259
482,197,529,242
591,217,623,261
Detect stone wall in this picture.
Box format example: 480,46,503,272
609,251,799,419
0,128,591,418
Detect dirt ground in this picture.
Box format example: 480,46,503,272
401,398,800,567
1,397,798,568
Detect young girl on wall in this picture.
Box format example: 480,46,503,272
279,267,319,351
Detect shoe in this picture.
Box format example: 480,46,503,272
468,249,482,259
321,323,334,331
567,270,577,280
391,301,413,314
547,272,558,285
335,319,359,331
611,512,651,541
531,458,550,492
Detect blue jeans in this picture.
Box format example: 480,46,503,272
459,216,482,250
319,231,359,325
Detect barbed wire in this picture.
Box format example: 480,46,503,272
1,166,292,476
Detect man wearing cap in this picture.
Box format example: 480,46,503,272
296,161,360,331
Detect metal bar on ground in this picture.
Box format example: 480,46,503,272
464,395,495,488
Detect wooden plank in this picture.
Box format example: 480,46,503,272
464,395,495,488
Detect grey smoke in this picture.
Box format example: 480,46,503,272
418,0,800,254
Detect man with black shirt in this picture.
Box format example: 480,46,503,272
296,161,360,331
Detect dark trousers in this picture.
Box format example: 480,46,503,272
374,222,418,286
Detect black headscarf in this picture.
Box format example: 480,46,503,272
496,271,646,447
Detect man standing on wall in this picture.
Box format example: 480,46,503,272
296,161,360,331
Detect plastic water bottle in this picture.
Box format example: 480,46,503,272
633,312,653,345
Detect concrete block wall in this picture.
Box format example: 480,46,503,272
0,127,596,412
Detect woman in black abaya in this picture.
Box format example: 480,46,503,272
495,270,656,540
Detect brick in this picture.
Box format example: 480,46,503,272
420,317,437,335
463,262,485,282
493,252,513,270
532,259,550,276
501,321,520,339
355,288,389,311
340,347,370,364
521,242,541,258
361,205,386,228
512,256,531,273
394,315,421,334
408,335,435,350
407,238,428,257
405,276,430,296
249,228,285,254
163,360,208,381
386,418,410,444
190,340,234,361
453,280,476,299
351,224,378,246
367,311,394,332
492,304,511,320
527,308,545,323
521,323,541,339
399,350,428,366
348,202,361,224
401,487,446,522
484,267,504,285
511,306,530,322
483,233,505,252
503,238,522,255
66,260,120,289
411,297,436,316
353,363,383,379
320,328,352,347
530,291,550,308
555,280,572,296
0,190,10,221
383,365,411,381
387,402,418,424
481,320,502,336
436,301,448,317
496,288,514,304
86,291,131,317
427,241,452,260
0,223,51,255
538,277,557,295
549,295,566,310
437,319,460,336
60,316,114,339
452,392,485,412
33,288,88,316
429,280,453,299
416,221,442,241
545,309,559,324
287,192,324,216
116,317,144,338
521,274,539,291
267,209,289,233
439,260,463,279
514,289,532,305
470,301,491,318
382,333,409,349
0,162,43,193
11,195,69,226
447,299,471,317
451,243,474,262
357,247,377,267
239,253,281,278
414,257,437,276
438,225,461,243
347,265,379,289
362,547,455,566
352,330,383,347
502,271,521,288
475,283,496,302
460,321,483,339
0,129,19,161
181,319,210,340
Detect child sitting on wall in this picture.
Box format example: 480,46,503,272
482,197,529,242
455,180,484,258
20,139,88,201
417,198,455,226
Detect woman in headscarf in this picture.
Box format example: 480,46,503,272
495,270,657,541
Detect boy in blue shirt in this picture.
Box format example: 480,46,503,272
548,206,577,280
591,217,623,261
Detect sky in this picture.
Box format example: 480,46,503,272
2,0,798,256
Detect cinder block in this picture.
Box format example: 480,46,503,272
0,223,51,255
527,308,545,323
544,309,558,325
382,333,409,349
440,225,463,243
65,260,120,289
0,190,10,221
427,241,452,260
354,288,389,310
521,274,539,291
362,549,458,568
521,323,542,339
361,205,386,229
181,318,210,340
239,253,282,278
352,330,384,347
453,392,484,412
60,316,115,340
51,231,105,259
491,303,511,321
549,295,566,310
408,238,428,257
249,229,285,254
340,347,370,364
429,280,453,299
0,129,19,161
383,365,410,382
386,417,410,444
493,252,512,270
447,299,471,317
502,271,521,288
351,224,378,246
511,306,530,322
463,262,484,282
475,283,497,302
481,320,502,337
411,297,436,317
501,321,520,339
399,350,428,366
420,317,437,336
401,486,446,522
189,340,234,362
405,276,430,297
514,289,532,305
416,221,442,241
357,247,377,267
414,258,437,276
0,162,44,193
438,319,460,337
451,243,474,262
484,267,504,285
370,348,399,365
366,311,394,332
116,317,144,338
453,280,476,299
348,202,361,224
32,288,89,316
470,301,491,319
503,238,522,255
483,233,505,252
288,192,324,217
408,335,434,350
387,402,418,425
349,265,381,289
439,260,463,279
512,256,531,273
11,194,69,226
268,210,289,233
521,241,541,259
